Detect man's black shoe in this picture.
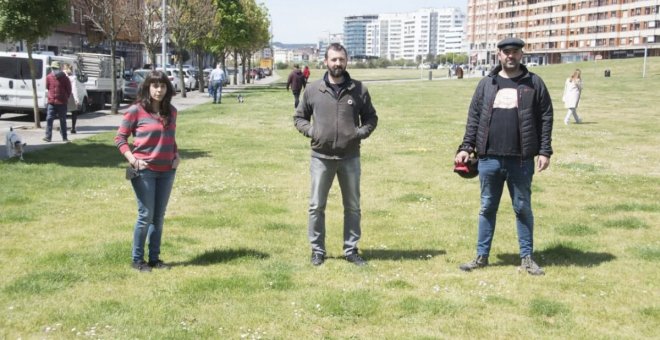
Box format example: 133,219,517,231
131,260,152,272
459,255,489,272
148,260,171,270
311,253,325,266
345,253,367,266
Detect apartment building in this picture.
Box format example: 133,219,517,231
3,0,144,68
467,0,660,66
318,33,344,59
362,8,465,61
344,15,379,58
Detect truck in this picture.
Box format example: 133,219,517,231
0,51,89,119
72,53,124,110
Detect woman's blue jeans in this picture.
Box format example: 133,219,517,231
308,156,361,256
130,169,176,263
476,157,535,258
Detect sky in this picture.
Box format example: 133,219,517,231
258,0,468,44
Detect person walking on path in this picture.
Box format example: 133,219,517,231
562,69,583,124
454,37,554,276
287,64,307,109
294,43,379,267
43,61,72,142
114,70,180,273
209,63,226,104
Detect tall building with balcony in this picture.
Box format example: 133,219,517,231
344,15,379,59
467,0,660,66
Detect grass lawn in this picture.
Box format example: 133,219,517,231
1,57,659,339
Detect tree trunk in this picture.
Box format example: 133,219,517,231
196,51,204,93
110,41,119,114
150,51,157,69
178,59,187,98
27,44,42,128
233,50,239,85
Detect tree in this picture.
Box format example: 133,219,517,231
134,0,163,69
168,0,215,97
238,0,270,84
82,0,138,114
212,0,245,86
0,0,70,127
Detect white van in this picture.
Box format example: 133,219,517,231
0,52,89,119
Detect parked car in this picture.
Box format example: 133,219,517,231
158,68,180,92
122,69,150,102
168,68,196,91
183,69,198,90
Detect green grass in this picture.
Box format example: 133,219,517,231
1,57,659,338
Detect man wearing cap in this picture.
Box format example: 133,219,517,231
454,37,554,275
43,60,72,142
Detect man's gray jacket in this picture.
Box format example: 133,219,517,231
294,72,378,159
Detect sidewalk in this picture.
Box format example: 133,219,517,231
1,75,281,160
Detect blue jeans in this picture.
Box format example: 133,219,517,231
212,81,223,103
308,156,361,256
131,169,176,263
476,157,535,258
45,103,67,140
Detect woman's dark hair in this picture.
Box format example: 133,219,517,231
137,70,175,121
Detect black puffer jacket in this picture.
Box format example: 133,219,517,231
458,64,553,159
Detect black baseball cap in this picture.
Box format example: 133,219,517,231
497,37,525,50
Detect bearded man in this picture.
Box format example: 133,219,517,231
293,43,379,267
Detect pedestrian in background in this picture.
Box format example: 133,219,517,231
209,63,226,104
287,64,306,108
115,70,180,273
562,69,583,124
303,65,310,82
455,37,554,276
294,43,379,267
43,61,72,143
62,63,82,134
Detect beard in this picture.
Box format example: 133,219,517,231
326,64,345,78
501,59,520,71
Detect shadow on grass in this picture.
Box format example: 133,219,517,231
361,249,446,261
27,142,211,168
494,244,616,267
171,248,270,267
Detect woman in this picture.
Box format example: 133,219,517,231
62,63,82,133
562,69,583,124
114,70,180,272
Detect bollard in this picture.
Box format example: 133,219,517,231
428,71,432,80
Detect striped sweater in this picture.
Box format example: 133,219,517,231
115,104,178,172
